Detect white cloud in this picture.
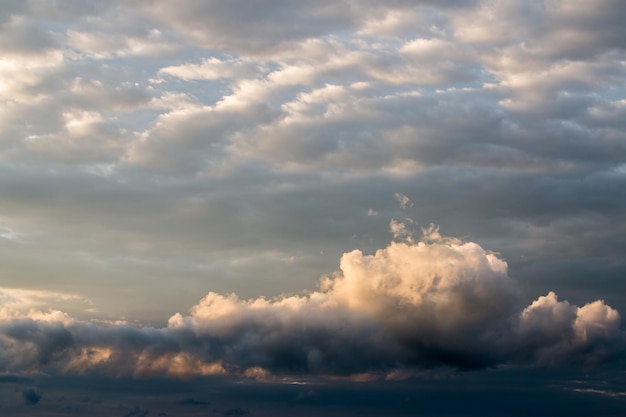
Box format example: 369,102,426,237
67,29,178,59
0,287,90,322
393,192,413,209
159,57,265,82
518,291,621,366
20,110,127,165
0,50,64,100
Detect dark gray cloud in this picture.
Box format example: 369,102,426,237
221,408,249,416
136,0,364,55
122,407,150,417
21,388,42,405
176,398,211,406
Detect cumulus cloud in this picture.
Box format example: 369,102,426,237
516,292,622,366
0,226,622,380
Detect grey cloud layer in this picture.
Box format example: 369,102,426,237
4,0,624,173
0,230,622,379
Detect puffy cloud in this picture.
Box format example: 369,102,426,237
0,227,621,380
517,292,623,366
0,50,64,101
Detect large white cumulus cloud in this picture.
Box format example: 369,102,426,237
0,226,622,380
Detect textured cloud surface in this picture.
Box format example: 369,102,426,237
0,226,622,380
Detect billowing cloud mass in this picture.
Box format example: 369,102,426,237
0,225,622,380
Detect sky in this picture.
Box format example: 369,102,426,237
1,0,626,415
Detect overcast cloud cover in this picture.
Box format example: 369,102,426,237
1,0,626,415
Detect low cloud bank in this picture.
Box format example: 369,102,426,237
0,225,622,380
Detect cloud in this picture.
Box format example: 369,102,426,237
221,408,249,416
517,292,622,366
67,29,178,59
0,15,57,55
0,287,92,320
122,407,149,417
21,388,41,405
159,57,265,82
176,398,211,406
394,193,413,209
134,0,363,55
0,226,622,380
